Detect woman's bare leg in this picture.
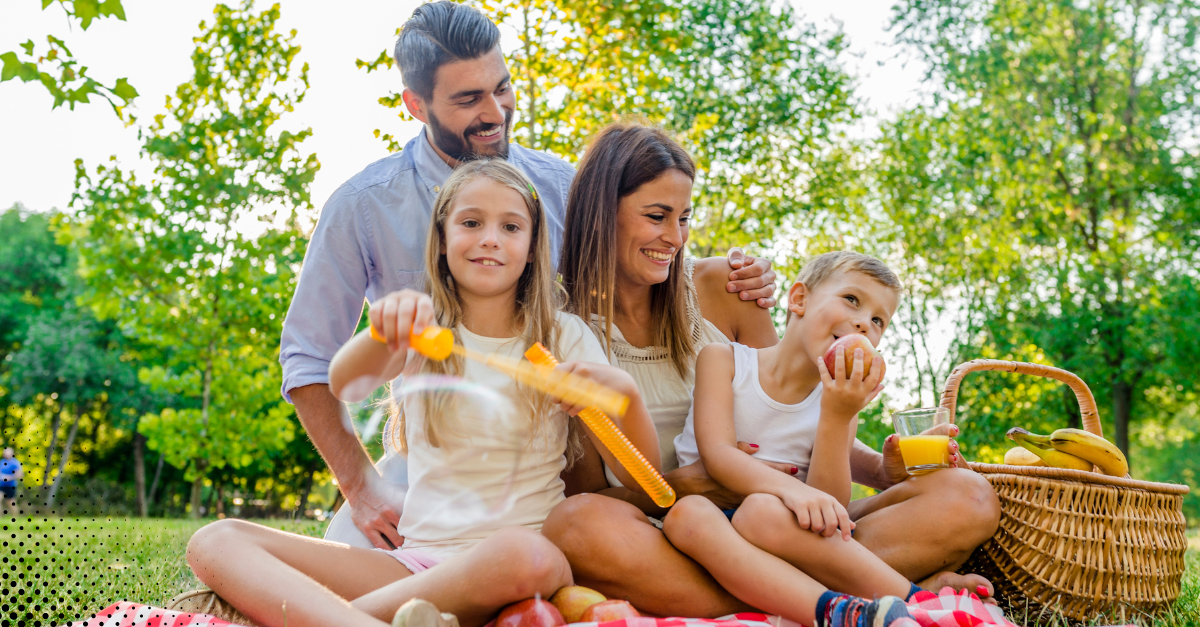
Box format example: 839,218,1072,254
351,527,573,627
847,469,1000,584
542,494,751,618
187,519,411,627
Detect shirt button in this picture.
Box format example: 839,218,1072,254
433,186,441,193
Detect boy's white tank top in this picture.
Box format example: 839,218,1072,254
674,342,823,482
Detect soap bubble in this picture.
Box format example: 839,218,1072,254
387,374,527,531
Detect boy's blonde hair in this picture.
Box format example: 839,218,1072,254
795,251,901,300
387,159,580,462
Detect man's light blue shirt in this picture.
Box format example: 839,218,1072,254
279,128,576,401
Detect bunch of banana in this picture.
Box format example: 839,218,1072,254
1004,427,1130,476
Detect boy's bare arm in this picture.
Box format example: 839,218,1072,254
850,439,893,490
693,345,802,500
805,413,857,506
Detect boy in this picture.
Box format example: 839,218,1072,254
663,252,988,627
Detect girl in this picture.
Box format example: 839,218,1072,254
184,159,661,627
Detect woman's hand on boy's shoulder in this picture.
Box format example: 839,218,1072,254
369,289,435,352
817,345,886,422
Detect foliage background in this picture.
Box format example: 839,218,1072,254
1,0,1197,526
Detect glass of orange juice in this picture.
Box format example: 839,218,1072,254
891,407,951,475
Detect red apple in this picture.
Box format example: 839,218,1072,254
550,586,607,624
823,334,882,378
496,598,566,627
579,600,640,623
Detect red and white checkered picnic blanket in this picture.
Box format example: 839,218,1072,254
66,588,1116,627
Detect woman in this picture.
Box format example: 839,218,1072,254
541,123,1000,618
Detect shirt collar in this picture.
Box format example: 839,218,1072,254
413,126,455,195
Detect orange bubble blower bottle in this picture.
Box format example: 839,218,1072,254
525,343,676,508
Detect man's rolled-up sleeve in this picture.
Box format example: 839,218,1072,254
280,185,373,403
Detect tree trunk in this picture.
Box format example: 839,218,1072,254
46,405,84,508
297,463,316,516
133,431,147,517
148,453,164,507
189,458,208,518
1113,379,1133,459
522,1,537,150
215,482,225,517
43,408,62,487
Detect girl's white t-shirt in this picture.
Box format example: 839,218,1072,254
396,312,608,559
674,342,824,482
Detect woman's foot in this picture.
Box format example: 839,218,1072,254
915,572,994,603
391,599,460,627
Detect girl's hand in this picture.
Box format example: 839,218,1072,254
779,483,855,541
368,289,435,352
817,346,885,422
550,361,637,416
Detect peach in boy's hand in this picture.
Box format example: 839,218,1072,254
823,334,881,378
817,345,885,421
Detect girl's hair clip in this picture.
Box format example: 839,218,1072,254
528,183,539,201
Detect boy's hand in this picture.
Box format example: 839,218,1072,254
817,346,885,421
779,483,855,541
369,289,435,353
550,361,637,416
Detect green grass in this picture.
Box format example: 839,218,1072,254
9,515,324,627
7,517,1199,627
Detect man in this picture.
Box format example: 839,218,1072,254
0,448,23,512
278,1,776,552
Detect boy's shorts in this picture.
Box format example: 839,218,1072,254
0,486,15,500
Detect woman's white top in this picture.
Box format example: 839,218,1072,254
674,342,823,482
397,312,608,559
596,258,731,487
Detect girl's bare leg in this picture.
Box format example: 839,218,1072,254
664,495,911,625
187,519,412,627
351,526,573,627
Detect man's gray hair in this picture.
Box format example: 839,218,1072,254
395,1,501,100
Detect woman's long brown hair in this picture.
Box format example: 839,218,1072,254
560,123,697,377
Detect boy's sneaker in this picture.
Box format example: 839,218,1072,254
392,598,460,627
863,596,912,627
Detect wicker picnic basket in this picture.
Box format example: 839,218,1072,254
942,360,1191,622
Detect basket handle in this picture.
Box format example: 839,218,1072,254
938,359,1103,437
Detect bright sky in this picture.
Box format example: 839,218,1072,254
0,0,927,219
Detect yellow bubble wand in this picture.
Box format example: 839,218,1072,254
524,343,676,508
369,325,630,419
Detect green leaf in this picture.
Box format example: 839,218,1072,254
98,0,126,21
74,0,100,29
19,39,35,56
110,76,137,101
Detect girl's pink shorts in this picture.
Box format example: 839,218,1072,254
379,547,443,574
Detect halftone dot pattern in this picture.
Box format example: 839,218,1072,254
4,500,324,626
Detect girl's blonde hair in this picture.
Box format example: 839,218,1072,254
386,159,581,462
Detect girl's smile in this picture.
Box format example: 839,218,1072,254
443,178,533,301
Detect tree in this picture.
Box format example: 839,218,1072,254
359,0,859,260
876,0,1200,458
64,1,319,517
1,0,138,118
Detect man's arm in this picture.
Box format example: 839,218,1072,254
279,184,407,549
290,383,405,549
